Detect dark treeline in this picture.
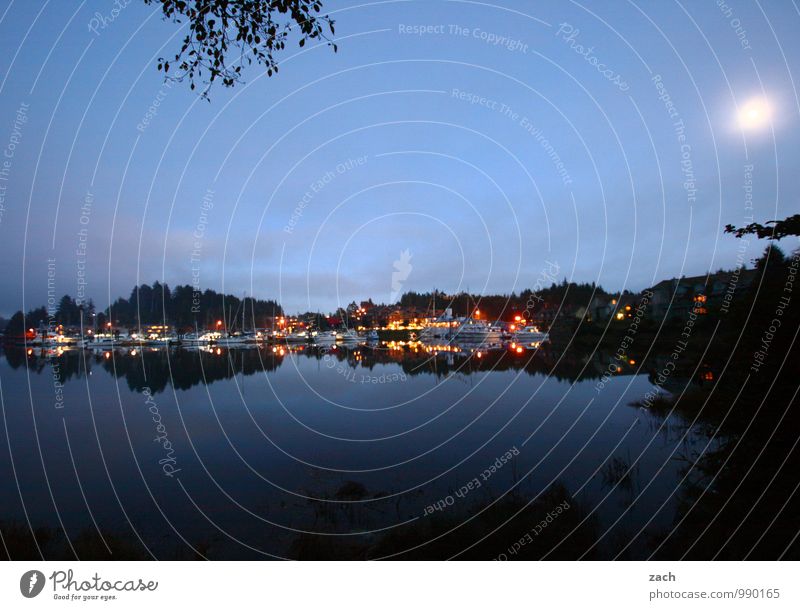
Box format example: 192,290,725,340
398,281,609,318
2,296,98,336
2,282,283,336
107,282,283,329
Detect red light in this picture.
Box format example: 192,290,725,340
516,347,524,354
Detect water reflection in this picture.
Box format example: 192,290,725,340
0,343,706,559
4,341,645,396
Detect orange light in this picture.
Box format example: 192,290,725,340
516,346,524,354
216,320,222,327
514,315,521,322
509,324,516,331
104,352,111,359
629,359,635,365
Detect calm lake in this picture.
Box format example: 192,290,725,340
0,344,709,559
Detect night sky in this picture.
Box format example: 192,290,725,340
0,0,798,315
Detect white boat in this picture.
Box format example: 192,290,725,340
420,308,457,340
146,335,177,346
419,326,449,340
217,333,257,346
312,330,338,344
451,319,503,343
512,326,549,346
181,331,219,345
338,329,361,343
365,330,379,341
81,336,118,348
284,330,310,343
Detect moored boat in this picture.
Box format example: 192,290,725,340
512,325,549,346
284,330,310,343
451,319,503,343
338,329,361,343
312,330,338,344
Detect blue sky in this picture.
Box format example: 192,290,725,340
0,0,798,315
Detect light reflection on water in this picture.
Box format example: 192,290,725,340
0,345,705,559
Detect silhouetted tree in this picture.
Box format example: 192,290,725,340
56,295,80,326
725,214,800,240
5,311,25,335
145,0,336,98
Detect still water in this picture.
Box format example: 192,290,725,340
0,344,707,559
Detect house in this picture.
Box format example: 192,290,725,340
647,269,756,321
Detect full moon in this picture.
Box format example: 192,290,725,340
738,97,772,130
